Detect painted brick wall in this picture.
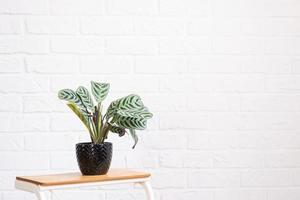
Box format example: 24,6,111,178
1,0,300,199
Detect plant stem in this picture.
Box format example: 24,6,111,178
77,95,95,142
102,121,114,143
97,103,102,139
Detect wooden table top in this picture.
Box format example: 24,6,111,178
16,169,151,186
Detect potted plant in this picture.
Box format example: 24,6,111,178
58,81,153,175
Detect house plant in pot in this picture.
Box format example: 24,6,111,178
58,81,153,175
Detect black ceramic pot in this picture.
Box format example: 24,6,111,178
76,142,112,175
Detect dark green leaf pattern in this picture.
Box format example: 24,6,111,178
116,108,153,119
107,94,151,131
76,86,94,111
115,115,147,130
109,125,126,137
91,81,110,103
106,94,144,119
58,89,87,113
116,94,144,110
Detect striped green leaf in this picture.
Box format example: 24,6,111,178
114,115,147,130
107,94,152,133
106,94,145,119
129,129,138,149
116,94,144,110
109,125,126,137
91,81,110,103
76,86,94,111
106,101,118,119
116,107,153,120
58,89,87,113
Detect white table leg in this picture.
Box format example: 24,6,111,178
35,191,49,200
140,181,154,200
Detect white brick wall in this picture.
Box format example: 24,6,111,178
0,0,300,200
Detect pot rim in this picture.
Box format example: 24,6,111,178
76,142,112,146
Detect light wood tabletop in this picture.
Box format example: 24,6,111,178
16,169,151,186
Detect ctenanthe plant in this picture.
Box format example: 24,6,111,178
58,81,153,148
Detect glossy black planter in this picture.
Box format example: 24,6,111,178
76,142,112,175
